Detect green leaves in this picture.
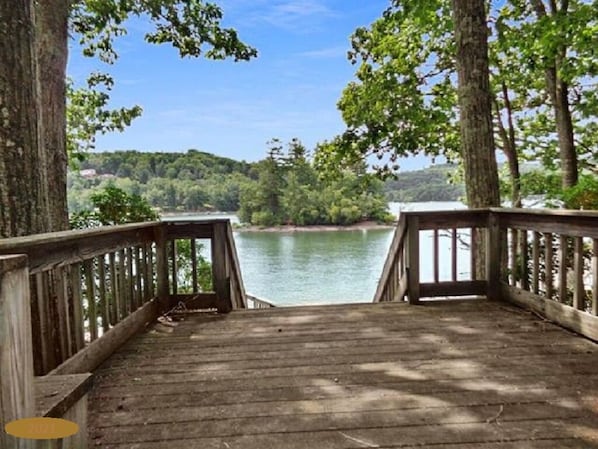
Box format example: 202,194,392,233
562,175,598,209
140,0,257,61
70,184,158,228
238,139,393,227
71,0,257,63
67,0,257,163
335,0,459,176
330,0,596,203
68,150,252,215
67,73,143,164
174,239,213,292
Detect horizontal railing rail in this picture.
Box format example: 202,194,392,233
0,219,246,376
374,208,598,341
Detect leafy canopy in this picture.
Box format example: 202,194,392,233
322,0,459,177
67,0,257,160
325,0,597,195
67,73,143,162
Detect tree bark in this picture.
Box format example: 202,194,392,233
494,82,522,208
453,0,500,279
0,0,70,238
452,0,501,208
530,0,577,188
36,0,70,231
552,76,577,188
0,0,50,237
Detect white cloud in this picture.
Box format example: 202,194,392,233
274,0,332,16
233,0,338,32
154,96,339,138
269,0,337,28
298,45,348,59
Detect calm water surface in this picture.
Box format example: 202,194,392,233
167,201,467,306
235,229,392,305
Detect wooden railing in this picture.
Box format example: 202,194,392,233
0,219,246,376
375,208,598,341
246,293,276,309
495,209,598,340
163,220,246,312
374,209,489,303
373,214,409,304
0,255,34,448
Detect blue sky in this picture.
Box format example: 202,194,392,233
67,0,430,170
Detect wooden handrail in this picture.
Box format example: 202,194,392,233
375,210,490,304
374,208,598,341
490,208,598,238
374,214,408,303
491,207,598,218
0,222,157,274
246,293,276,309
0,219,247,376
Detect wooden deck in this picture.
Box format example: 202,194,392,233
88,300,598,448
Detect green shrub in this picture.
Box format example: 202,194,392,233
562,175,598,210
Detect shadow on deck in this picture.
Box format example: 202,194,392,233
89,300,598,448
2,210,598,448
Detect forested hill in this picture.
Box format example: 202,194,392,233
70,150,254,213
68,150,464,214
79,149,252,181
384,165,465,202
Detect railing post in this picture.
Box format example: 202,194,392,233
486,211,501,301
0,255,35,449
212,222,232,313
154,224,170,313
406,215,420,304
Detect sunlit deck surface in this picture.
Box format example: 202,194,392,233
88,300,598,449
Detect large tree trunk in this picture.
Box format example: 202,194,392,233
453,0,500,280
452,0,500,209
36,0,70,231
530,0,577,188
0,0,50,237
0,0,70,238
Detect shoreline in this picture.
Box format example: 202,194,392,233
234,220,396,233
160,212,397,232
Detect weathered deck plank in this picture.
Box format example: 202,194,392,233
89,300,598,448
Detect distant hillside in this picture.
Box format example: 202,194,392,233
68,151,464,214
69,150,257,213
383,164,465,202
79,149,253,182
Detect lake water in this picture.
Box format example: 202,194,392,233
167,201,467,306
